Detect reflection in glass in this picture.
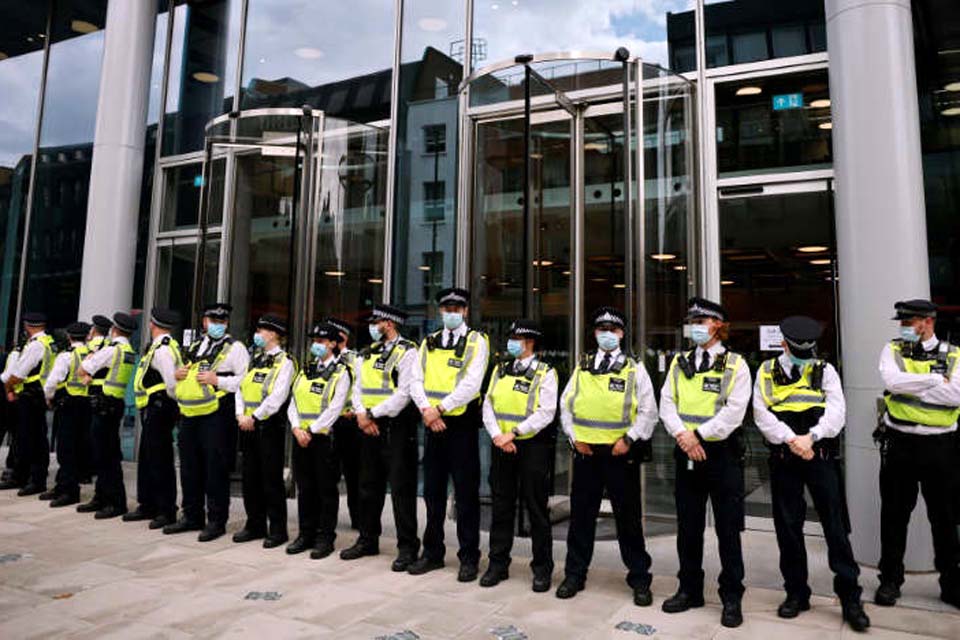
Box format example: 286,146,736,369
703,0,826,68
155,238,220,335
160,159,224,231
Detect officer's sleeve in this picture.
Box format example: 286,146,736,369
253,357,294,421
1,351,19,383
439,333,489,414
752,371,796,444
659,357,685,438
43,352,71,400
351,355,367,416
312,371,350,435
153,347,179,399
235,388,245,417
515,368,559,437
626,362,658,442
370,348,415,420
12,341,43,379
915,358,960,407
216,343,249,394
879,343,943,394
82,345,116,375
286,393,300,432
558,373,576,444
409,341,431,410
697,358,751,441
809,363,845,440
481,390,500,440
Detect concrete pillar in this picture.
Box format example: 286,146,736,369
76,1,156,318
826,0,933,570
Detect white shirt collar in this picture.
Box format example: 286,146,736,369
151,332,171,345
443,324,468,340
922,335,939,351
112,335,130,345
695,341,725,361
29,331,47,341
319,354,336,367
594,347,621,365
265,345,282,355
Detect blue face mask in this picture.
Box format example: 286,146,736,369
252,333,266,349
442,311,464,330
690,324,712,346
369,323,382,342
788,353,812,368
207,322,226,340
311,342,327,359
900,326,920,343
596,331,620,352
506,339,523,358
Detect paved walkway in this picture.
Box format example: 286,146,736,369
0,460,958,639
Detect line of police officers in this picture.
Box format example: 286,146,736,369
5,292,960,632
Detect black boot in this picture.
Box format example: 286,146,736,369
479,566,509,588
17,483,45,497
407,556,444,576
38,489,59,501
197,523,225,542
148,513,175,530
339,540,379,560
457,563,478,583
555,576,584,599
391,551,416,572
720,600,743,628
777,595,810,619
49,493,79,508
874,582,900,607
76,499,103,513
662,592,705,613
310,540,335,560
633,585,653,607
232,527,266,543
263,532,289,549
163,519,203,535
121,506,155,522
94,504,127,520
842,600,870,632
285,535,314,555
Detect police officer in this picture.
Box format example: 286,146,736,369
410,288,489,581
1,312,54,496
753,316,870,632
480,320,558,592
166,302,248,542
0,334,25,487
659,297,749,628
341,304,420,571
286,323,350,559
234,314,295,548
80,314,113,483
40,322,92,507
556,307,657,604
77,312,137,519
875,299,960,609
325,315,361,530
125,308,182,530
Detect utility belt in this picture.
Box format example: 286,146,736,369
91,393,124,417
18,383,46,409
142,391,178,414
51,388,68,410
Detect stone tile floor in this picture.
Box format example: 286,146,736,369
0,460,958,639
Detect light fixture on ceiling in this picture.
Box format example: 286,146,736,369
736,86,762,96
295,47,324,60
418,18,448,32
532,259,553,267
417,265,431,271
809,98,831,108
809,259,832,265
944,81,960,92
721,279,735,286
650,253,676,261
562,270,571,276
367,278,383,284
942,107,960,117
613,283,626,289
673,265,687,271
819,121,833,130
192,71,220,83
71,19,99,34
324,270,346,277
797,245,828,253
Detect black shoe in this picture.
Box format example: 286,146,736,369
163,519,203,535
532,573,552,593
310,541,335,560
555,577,584,599
391,553,416,572
662,591,705,613
340,541,379,561
232,528,266,543
0,479,23,490
148,514,175,530
285,535,314,555
263,533,289,549
842,600,871,632
197,524,225,542
94,504,127,520
50,493,79,508
17,483,44,497
407,556,444,576
633,585,653,607
721,600,743,628
874,582,900,607
38,489,59,501
777,596,810,619
122,507,154,522
458,563,479,583
76,499,103,513
480,566,509,588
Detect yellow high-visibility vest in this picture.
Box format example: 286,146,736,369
418,329,489,417
884,340,960,427
486,359,553,439
668,349,743,442
567,352,639,445
133,336,182,410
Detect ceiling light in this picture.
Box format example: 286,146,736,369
418,18,448,32
673,265,687,271
797,245,828,253
367,278,383,284
721,279,735,285
613,283,626,289
532,287,539,292
809,99,831,108
497,281,510,286
71,19,99,34
942,107,960,117
651,253,676,261
324,271,346,277
591,277,607,283
192,71,220,83
819,121,833,130
294,47,324,60
735,86,762,96
418,265,431,271
944,82,960,92
809,259,832,265
532,259,553,267
562,270,571,276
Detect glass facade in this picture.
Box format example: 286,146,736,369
702,0,826,68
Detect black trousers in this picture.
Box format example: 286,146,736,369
674,441,745,602
178,397,233,526
770,451,861,603
292,430,339,544
14,394,49,487
91,398,127,509
488,435,554,576
357,407,420,555
53,396,91,498
135,395,179,517
423,403,481,565
564,444,652,588
334,416,361,528
1,391,18,472
77,399,94,481
240,414,287,537
879,430,960,596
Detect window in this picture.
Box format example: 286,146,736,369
423,124,446,154
423,181,445,222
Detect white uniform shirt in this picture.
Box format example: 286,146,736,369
43,341,85,400
352,336,418,419
410,324,490,413
1,349,19,384
4,331,48,381
482,354,558,440
147,333,180,400
234,345,294,421
659,341,752,441
880,336,960,435
194,335,250,394
286,354,350,435
559,348,659,445
752,354,845,444
82,335,130,375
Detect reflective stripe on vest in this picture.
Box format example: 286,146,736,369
487,361,551,439
359,341,411,409
758,358,826,413
133,337,182,409
102,342,136,399
291,362,347,432
669,351,742,441
884,341,960,427
240,352,290,417
176,339,235,417
65,345,91,397
419,330,489,417
568,357,639,445
23,334,55,387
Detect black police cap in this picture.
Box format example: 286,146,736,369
66,322,91,339
590,306,626,329
368,303,407,325
508,319,543,340
323,316,352,337
435,287,470,307
686,297,728,322
91,315,112,332
780,315,822,358
150,307,181,330
256,314,288,336
112,312,137,334
309,322,340,341
22,311,47,326
203,302,233,320
892,299,937,320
